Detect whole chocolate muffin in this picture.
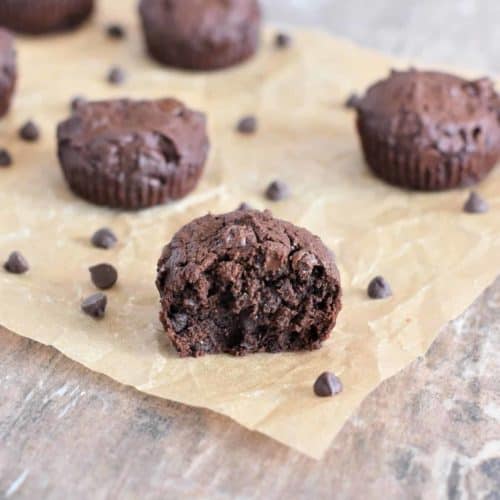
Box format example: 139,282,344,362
356,69,500,190
139,0,261,71
57,98,209,210
156,210,342,357
0,28,15,118
0,0,94,34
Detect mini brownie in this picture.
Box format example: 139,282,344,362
0,0,94,34
0,28,15,118
156,210,342,357
139,0,261,71
57,98,209,210
356,69,500,190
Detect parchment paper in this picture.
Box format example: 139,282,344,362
1,0,499,459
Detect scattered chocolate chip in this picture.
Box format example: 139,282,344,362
107,66,126,85
275,32,292,49
19,120,40,142
71,95,87,111
236,115,257,134
313,372,343,397
463,191,489,214
265,180,291,202
89,263,118,290
345,93,360,109
238,202,253,210
81,292,107,319
91,228,118,249
3,251,29,274
171,313,188,333
0,148,12,167
367,276,393,299
106,23,126,39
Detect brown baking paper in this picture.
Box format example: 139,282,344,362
1,0,500,459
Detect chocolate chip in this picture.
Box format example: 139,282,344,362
91,228,118,249
237,202,252,210
0,148,12,167
106,23,126,39
89,263,118,290
313,372,343,397
345,93,360,110
265,180,291,201
275,32,292,49
171,313,188,333
19,121,40,142
463,191,489,214
367,276,393,299
3,251,29,274
81,293,107,319
71,95,87,111
236,115,257,134
107,66,126,85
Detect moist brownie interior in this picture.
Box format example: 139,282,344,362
157,210,342,357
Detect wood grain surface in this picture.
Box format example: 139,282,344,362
2,2,500,498
1,279,499,499
265,0,500,73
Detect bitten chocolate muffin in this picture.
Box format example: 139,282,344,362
0,0,94,34
356,69,500,190
156,210,342,357
0,28,15,118
139,0,261,71
57,98,209,210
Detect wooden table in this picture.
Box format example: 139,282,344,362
2,2,500,498
1,281,499,499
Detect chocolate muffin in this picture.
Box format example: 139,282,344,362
0,28,15,118
0,0,94,34
139,0,261,71
156,210,342,357
356,69,500,190
57,98,209,210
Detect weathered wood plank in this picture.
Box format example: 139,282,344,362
1,278,498,499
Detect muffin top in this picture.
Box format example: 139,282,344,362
57,98,209,182
0,0,94,34
157,209,339,293
139,0,261,44
357,69,500,154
